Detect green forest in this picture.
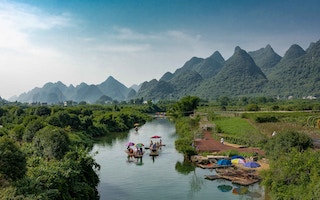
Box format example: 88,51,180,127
0,102,154,199
1,96,320,199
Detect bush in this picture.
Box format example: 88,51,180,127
264,131,313,159
33,126,70,160
255,116,278,123
0,136,26,181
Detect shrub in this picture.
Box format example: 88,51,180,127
255,116,278,123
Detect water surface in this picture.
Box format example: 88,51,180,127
92,118,265,200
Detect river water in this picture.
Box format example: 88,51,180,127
92,118,266,200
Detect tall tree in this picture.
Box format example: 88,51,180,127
0,136,26,181
33,126,70,160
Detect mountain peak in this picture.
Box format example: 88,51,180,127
209,51,225,63
306,39,320,58
248,44,281,74
224,46,266,79
106,76,116,81
182,57,204,69
265,44,272,49
234,46,242,53
283,44,306,61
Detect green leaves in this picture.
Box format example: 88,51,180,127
33,126,70,160
262,149,320,199
0,136,26,181
264,131,313,159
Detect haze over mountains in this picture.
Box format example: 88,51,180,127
10,39,320,104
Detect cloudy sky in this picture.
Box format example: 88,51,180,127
1,0,320,99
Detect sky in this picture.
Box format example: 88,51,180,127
1,0,320,99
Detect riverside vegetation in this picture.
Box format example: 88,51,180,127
171,96,320,200
0,102,154,199
1,96,320,199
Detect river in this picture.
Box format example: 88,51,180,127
92,118,265,200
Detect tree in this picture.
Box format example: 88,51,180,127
264,131,313,160
9,124,25,141
47,111,81,130
34,106,51,116
262,149,320,199
23,118,44,142
0,136,26,181
175,96,200,116
33,126,70,160
218,96,229,107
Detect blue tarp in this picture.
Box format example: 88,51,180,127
217,159,232,166
243,161,260,168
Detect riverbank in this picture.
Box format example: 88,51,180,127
191,127,269,186
194,130,266,156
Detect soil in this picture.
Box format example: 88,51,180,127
194,130,269,172
194,130,265,156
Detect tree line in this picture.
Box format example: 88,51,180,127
0,103,153,199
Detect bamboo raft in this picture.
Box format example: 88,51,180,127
205,167,261,186
125,150,145,158
197,163,233,169
149,149,159,156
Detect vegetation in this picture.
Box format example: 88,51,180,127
260,130,316,199
195,98,320,199
213,116,266,147
2,95,320,199
169,96,201,157
0,103,153,199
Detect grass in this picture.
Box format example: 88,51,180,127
214,117,259,137
201,109,320,148
212,116,266,147
242,112,320,138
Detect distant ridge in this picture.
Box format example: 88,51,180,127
11,76,133,104
195,46,268,99
10,39,320,103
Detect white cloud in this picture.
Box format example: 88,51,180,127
0,1,73,98
0,1,71,53
57,27,208,90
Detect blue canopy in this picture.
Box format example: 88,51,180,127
217,159,232,166
243,161,260,168
231,155,245,160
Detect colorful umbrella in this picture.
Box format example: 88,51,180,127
243,161,261,168
231,158,246,164
151,135,161,139
217,159,232,166
125,142,135,147
135,143,144,148
231,155,245,160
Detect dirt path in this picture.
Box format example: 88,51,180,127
194,130,265,156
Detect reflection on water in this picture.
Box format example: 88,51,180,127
93,119,265,200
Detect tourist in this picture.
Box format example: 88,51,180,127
152,143,157,152
220,138,224,145
128,148,134,158
150,140,153,148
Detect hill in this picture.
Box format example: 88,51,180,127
10,39,320,103
195,46,268,99
11,76,132,104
